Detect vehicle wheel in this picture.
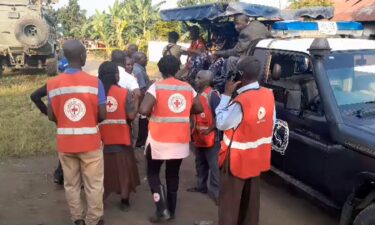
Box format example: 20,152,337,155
353,203,375,225
14,17,49,49
46,58,58,76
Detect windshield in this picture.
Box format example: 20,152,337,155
324,50,375,106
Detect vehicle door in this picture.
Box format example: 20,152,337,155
255,48,332,193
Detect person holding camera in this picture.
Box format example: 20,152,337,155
215,56,275,225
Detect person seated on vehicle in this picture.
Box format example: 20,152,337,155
185,25,209,85
213,14,272,83
163,31,183,63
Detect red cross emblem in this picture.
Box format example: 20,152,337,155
174,99,181,108
107,100,113,108
71,106,79,115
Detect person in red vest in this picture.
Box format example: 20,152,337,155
47,40,107,225
187,70,221,203
139,55,203,223
98,61,140,211
215,56,275,225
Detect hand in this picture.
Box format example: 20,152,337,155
224,80,241,96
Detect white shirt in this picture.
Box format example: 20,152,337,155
215,81,276,131
145,82,197,160
117,66,139,91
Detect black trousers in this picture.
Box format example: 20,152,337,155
219,169,260,225
146,146,183,194
136,118,148,147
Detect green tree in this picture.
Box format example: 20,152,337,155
290,0,333,9
56,0,87,38
177,0,238,7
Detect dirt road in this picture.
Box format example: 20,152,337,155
0,151,338,225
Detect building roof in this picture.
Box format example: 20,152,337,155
256,38,375,54
332,0,375,22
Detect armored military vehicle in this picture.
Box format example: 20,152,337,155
0,0,58,77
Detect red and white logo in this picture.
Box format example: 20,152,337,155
200,113,206,118
168,93,187,113
64,98,86,122
258,106,266,121
106,96,118,113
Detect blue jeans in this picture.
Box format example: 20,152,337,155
195,141,220,200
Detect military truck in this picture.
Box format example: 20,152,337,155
0,0,58,77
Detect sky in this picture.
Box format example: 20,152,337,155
54,0,289,16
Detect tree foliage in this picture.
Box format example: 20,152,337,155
56,0,87,38
290,0,333,9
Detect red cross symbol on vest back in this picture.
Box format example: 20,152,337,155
174,99,181,108
71,105,79,115
107,100,113,108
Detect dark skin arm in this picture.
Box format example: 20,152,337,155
98,104,106,123
47,104,57,123
139,93,156,117
191,95,203,114
30,85,48,116
126,92,138,121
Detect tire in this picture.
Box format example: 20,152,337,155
14,17,49,49
46,58,58,76
353,203,375,225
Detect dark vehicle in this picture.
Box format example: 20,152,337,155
0,0,58,77
162,3,375,225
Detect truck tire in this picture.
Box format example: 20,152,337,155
353,203,375,225
46,58,58,76
15,17,49,49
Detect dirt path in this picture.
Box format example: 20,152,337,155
0,151,338,225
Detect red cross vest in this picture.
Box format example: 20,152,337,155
192,87,216,148
47,72,102,153
219,88,275,179
99,85,131,146
149,77,194,143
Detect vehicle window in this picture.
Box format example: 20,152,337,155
325,50,375,106
264,51,322,115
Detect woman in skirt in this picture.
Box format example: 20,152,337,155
98,61,140,211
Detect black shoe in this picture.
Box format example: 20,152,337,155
74,220,85,225
186,187,207,194
53,166,64,185
149,185,171,223
120,198,130,212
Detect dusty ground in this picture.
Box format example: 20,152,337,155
0,151,339,225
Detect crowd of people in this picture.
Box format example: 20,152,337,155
30,14,275,225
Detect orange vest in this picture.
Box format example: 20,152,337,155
99,86,131,146
149,77,194,143
219,88,275,179
47,72,102,153
192,87,216,148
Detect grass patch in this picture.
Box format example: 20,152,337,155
147,62,161,79
0,74,56,159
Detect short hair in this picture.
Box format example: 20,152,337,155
168,31,179,42
111,50,126,64
158,55,181,77
237,56,261,80
98,61,119,95
190,25,200,34
235,14,249,23
133,52,146,63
